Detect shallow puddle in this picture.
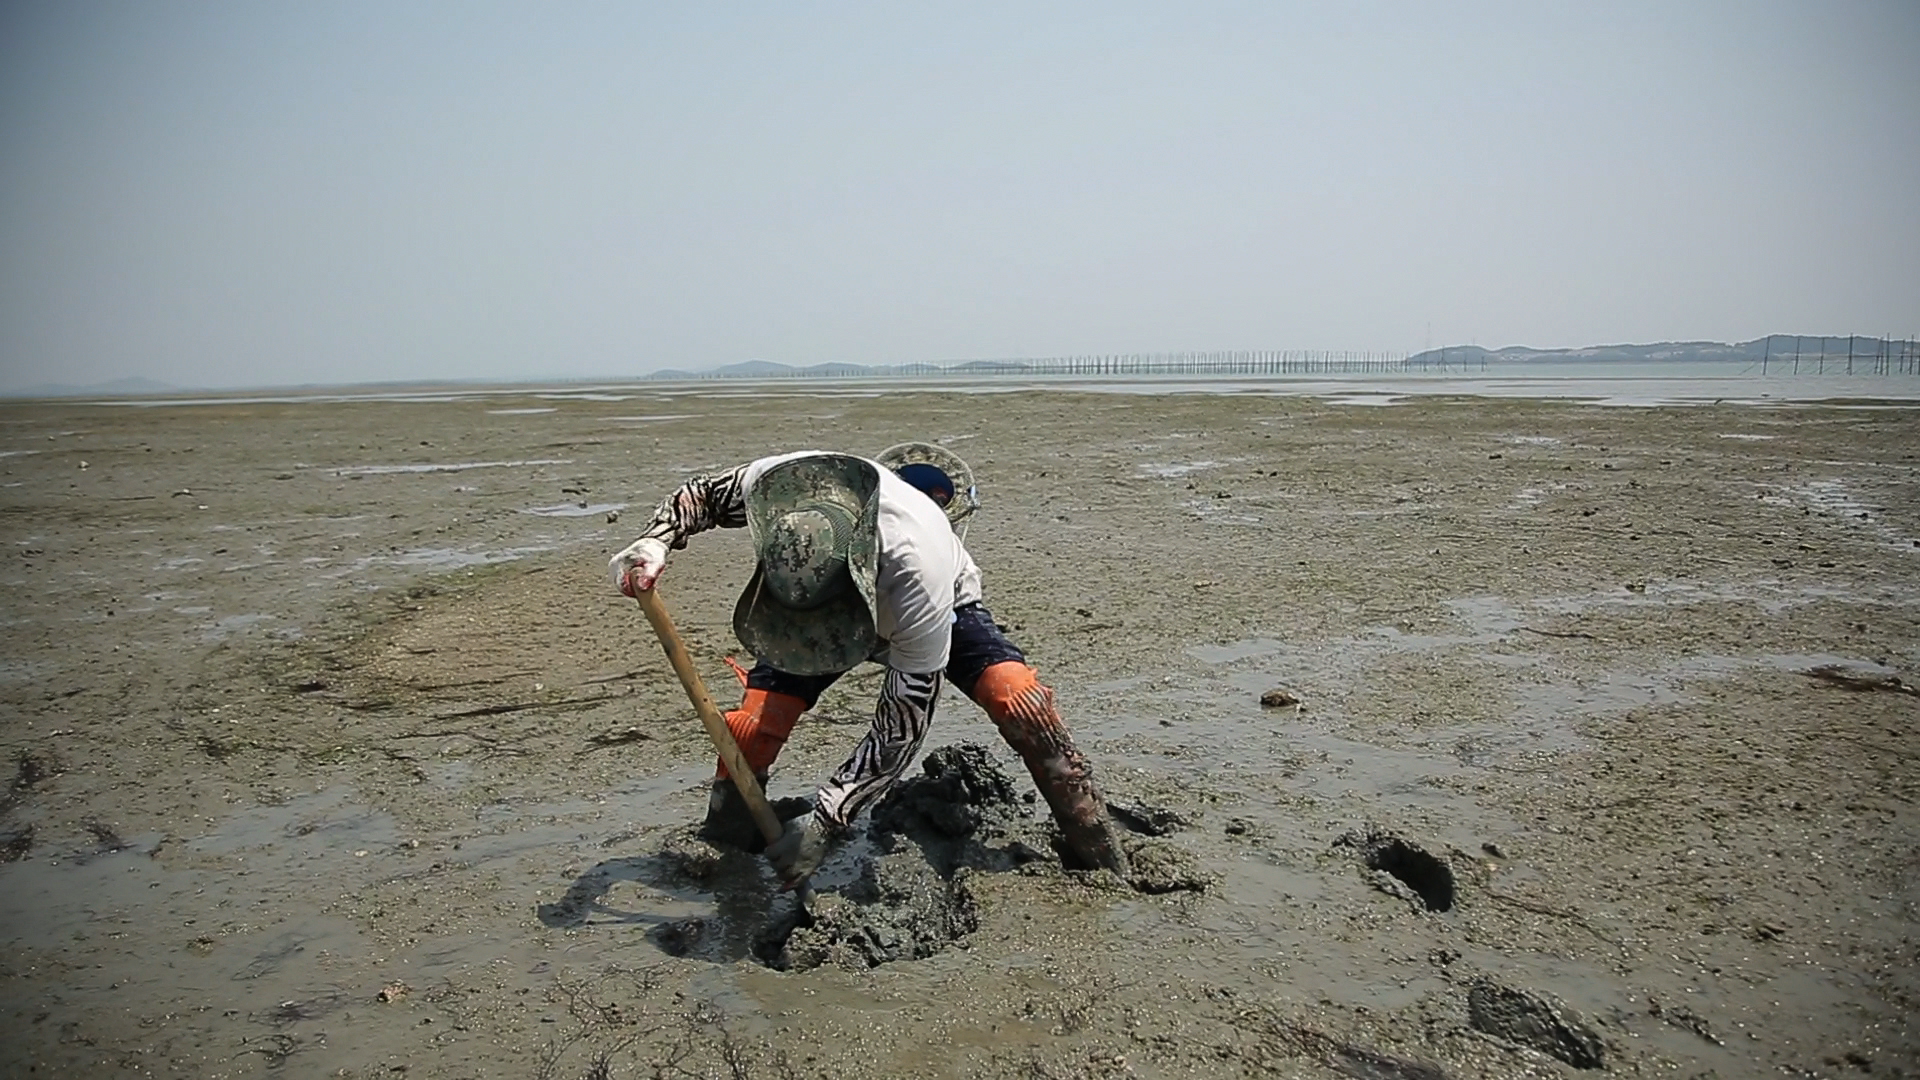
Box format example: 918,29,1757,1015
184,787,402,859
332,544,555,573
329,458,573,476
1136,460,1227,477
200,612,278,640
0,829,372,1010
1187,637,1287,663
522,501,626,517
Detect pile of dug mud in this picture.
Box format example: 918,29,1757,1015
652,743,1208,972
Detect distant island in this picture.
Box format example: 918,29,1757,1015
1403,335,1907,370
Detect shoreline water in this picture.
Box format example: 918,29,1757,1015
61,363,1920,409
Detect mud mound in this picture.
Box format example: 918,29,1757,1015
753,744,1208,971
1120,836,1209,894
1466,981,1605,1069
759,855,982,971
758,744,1024,971
869,742,1038,871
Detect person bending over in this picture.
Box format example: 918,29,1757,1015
609,444,1129,888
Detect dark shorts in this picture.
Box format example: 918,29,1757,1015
746,601,1026,708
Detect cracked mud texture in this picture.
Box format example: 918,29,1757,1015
1,384,1917,1078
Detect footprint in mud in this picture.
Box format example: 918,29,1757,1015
1335,827,1457,912
254,991,352,1028
1106,798,1188,837
67,819,140,864
233,932,314,981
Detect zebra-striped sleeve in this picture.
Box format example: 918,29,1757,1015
638,464,750,549
813,669,943,829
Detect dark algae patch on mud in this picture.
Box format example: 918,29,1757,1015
0,751,57,863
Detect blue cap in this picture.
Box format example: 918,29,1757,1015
894,462,955,508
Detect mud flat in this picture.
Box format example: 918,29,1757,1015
0,384,1916,1078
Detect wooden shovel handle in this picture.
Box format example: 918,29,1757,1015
633,588,784,845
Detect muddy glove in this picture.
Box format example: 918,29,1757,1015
608,537,669,596
765,811,836,889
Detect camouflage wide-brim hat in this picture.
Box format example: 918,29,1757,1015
732,454,881,676
876,441,979,527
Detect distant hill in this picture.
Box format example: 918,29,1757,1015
798,361,878,377
948,359,1034,373
1405,336,1900,368
710,359,797,377
648,357,912,380
691,358,948,378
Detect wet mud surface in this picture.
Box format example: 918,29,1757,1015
1,385,1917,1077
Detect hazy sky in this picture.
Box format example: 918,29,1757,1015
2,2,1916,389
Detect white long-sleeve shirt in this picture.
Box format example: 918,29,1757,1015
637,451,982,826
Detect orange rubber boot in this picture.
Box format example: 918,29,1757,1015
715,688,806,779
701,688,806,851
971,662,1130,875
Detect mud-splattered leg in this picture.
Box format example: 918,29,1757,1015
970,661,1130,874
